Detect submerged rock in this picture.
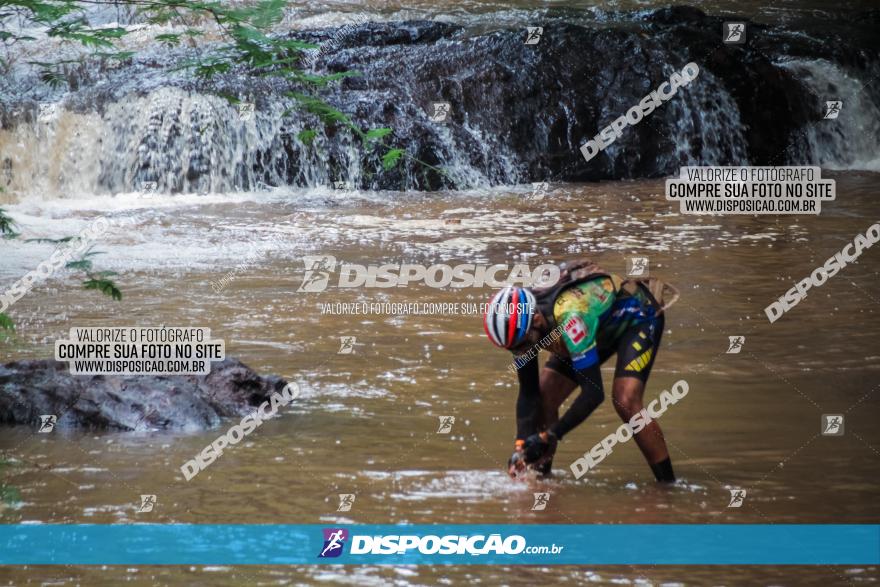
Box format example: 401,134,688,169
0,358,289,432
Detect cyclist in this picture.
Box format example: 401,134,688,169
483,259,677,482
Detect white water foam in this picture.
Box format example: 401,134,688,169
778,58,880,171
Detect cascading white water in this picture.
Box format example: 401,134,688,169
778,58,880,171
0,88,298,198
665,65,749,167
0,84,508,200
1,19,877,202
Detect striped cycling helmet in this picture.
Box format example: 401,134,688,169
483,286,537,349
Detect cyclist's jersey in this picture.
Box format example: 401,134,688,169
553,275,656,370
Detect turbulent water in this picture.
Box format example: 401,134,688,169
2,177,879,585
1,1,880,585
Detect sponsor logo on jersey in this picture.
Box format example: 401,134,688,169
563,316,587,344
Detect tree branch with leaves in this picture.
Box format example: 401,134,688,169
1,0,442,182
0,207,121,335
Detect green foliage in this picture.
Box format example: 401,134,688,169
0,459,19,512
217,92,241,105
47,19,126,48
23,236,74,244
0,313,14,331
83,276,122,301
0,209,122,331
29,60,68,88
1,0,444,187
2,1,127,57
97,50,134,61
235,0,286,29
382,148,405,170
67,250,120,300
154,32,182,46
0,208,19,238
0,484,20,506
365,127,392,142
285,70,360,87
64,258,92,271
297,128,317,146
64,247,105,273
289,92,355,127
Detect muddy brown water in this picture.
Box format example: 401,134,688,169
1,175,878,585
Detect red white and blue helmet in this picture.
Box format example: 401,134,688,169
483,286,537,349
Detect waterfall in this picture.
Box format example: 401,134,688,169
778,58,880,171
1,9,878,200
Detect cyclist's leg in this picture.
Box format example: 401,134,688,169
610,315,675,481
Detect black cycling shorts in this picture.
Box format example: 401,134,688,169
547,313,664,383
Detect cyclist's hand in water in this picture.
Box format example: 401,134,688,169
507,440,526,478
523,431,558,465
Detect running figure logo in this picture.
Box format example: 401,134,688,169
337,494,356,512
627,257,649,278
133,408,158,432
37,102,56,123
437,416,455,434
238,102,255,121
723,22,746,44
428,102,451,122
37,414,57,433
338,336,356,355
824,101,842,119
524,27,543,45
137,494,157,513
821,414,844,436
298,255,336,292
318,528,349,558
726,336,745,354
727,489,747,508
531,492,550,511
139,181,158,198
528,182,548,201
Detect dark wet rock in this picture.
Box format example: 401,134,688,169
0,358,289,432
297,20,463,50
309,11,878,186
216,10,880,188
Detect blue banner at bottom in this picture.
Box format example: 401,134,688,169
0,524,877,565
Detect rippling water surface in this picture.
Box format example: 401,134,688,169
1,174,878,584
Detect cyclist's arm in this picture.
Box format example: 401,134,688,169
514,354,541,440
549,308,604,440
550,361,603,440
